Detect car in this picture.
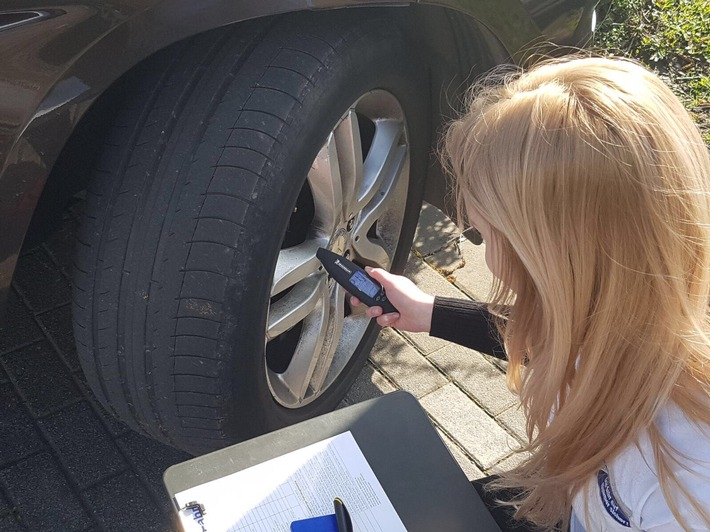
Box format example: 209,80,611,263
0,0,597,455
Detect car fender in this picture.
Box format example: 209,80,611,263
0,0,591,313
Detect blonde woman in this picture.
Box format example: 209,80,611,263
352,57,710,530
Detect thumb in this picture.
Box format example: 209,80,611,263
365,266,393,286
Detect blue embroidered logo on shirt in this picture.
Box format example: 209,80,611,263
597,470,631,527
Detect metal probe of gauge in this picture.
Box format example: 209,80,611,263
316,248,398,315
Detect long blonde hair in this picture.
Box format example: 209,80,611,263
444,56,710,529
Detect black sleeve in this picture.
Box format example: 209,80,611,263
430,296,506,360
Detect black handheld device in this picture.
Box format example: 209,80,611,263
316,248,398,314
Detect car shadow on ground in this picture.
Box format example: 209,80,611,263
0,208,188,531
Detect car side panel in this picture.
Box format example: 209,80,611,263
0,0,590,314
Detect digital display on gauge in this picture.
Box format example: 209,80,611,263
350,271,379,298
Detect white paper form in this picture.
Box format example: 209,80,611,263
174,431,407,532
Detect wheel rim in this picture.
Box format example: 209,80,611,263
265,90,410,408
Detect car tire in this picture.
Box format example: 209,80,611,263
72,10,429,454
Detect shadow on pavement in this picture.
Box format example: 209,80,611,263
0,209,188,531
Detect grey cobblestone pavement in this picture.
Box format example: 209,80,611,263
0,202,524,531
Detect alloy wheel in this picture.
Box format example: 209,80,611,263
265,90,410,407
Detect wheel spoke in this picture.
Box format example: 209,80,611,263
308,133,343,234
350,120,404,214
271,237,327,297
333,110,363,220
308,284,346,393
351,141,407,269
266,274,325,341
271,280,331,402
352,235,391,268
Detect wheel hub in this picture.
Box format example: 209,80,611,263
330,227,350,256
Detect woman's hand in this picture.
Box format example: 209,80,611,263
350,268,434,333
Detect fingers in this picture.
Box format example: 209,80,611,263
367,306,381,318
350,295,382,318
376,313,399,327
351,295,398,324
351,268,401,326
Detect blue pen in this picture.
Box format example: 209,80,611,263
333,497,353,532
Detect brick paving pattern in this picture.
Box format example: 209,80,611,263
0,203,524,530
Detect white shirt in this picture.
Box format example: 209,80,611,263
570,403,710,531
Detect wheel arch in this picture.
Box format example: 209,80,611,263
0,2,513,315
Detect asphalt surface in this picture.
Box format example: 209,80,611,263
0,203,524,531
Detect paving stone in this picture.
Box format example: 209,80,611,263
497,404,529,444
413,202,494,301
0,452,91,532
0,489,10,513
0,290,42,353
76,380,131,437
448,237,495,301
399,330,450,356
368,328,447,398
423,237,466,275
488,450,532,476
13,248,72,313
117,431,191,515
403,251,465,300
412,202,459,256
436,428,485,481
420,383,520,470
42,214,79,276
489,355,508,373
0,515,23,532
412,202,495,303
1,341,82,417
0,490,21,531
83,471,174,532
343,361,396,405
429,344,517,416
0,383,45,467
398,252,466,355
37,304,80,371
39,402,127,488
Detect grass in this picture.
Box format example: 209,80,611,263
593,0,710,143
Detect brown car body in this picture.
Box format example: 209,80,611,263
0,0,595,315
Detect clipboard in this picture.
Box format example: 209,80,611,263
164,391,501,531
